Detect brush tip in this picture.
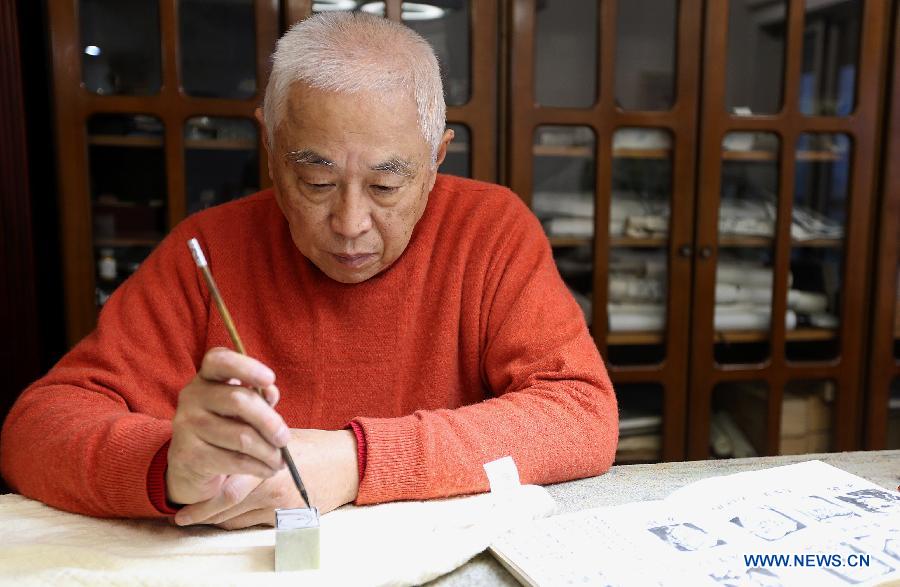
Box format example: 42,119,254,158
187,238,207,267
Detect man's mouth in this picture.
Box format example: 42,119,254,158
331,253,377,268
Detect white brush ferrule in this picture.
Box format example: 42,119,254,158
187,238,208,267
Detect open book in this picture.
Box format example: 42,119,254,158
491,460,900,587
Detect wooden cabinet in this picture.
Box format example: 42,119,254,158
48,0,896,462
864,0,900,451
49,0,281,344
506,0,893,462
687,0,892,459
507,0,702,462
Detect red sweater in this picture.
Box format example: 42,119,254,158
0,175,618,518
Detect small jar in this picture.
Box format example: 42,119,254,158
98,248,117,281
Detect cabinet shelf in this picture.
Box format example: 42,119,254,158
88,135,163,148
184,138,257,150
548,236,669,248
549,235,844,250
548,236,592,247
532,147,843,162
721,150,844,162
608,328,838,346
611,236,667,248
93,199,164,208
719,236,844,248
532,145,671,159
89,136,259,150
608,332,665,345
715,328,837,343
94,234,163,247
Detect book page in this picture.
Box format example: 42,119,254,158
491,460,900,587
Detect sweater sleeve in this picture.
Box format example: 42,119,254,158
352,199,619,504
0,222,208,518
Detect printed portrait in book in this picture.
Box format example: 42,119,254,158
648,522,726,552
730,507,806,542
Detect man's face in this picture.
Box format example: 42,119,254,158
260,84,451,283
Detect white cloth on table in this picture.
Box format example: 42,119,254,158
0,487,555,587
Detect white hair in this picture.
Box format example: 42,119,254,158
263,12,446,165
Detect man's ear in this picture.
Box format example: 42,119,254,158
254,107,274,182
433,128,455,169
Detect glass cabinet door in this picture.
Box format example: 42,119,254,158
890,377,900,449
715,131,780,365
80,0,162,95
726,0,786,116
895,264,900,361
442,123,471,178
534,0,597,108
608,128,673,366
615,0,677,111
787,133,850,361
87,114,167,307
799,0,862,116
532,125,596,326
179,0,257,99
402,1,470,106
184,117,259,214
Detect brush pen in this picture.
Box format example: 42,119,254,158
187,237,312,509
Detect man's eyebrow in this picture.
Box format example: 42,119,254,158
285,149,334,167
370,157,416,178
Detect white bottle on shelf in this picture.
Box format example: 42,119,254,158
98,248,117,281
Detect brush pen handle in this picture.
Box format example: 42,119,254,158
188,238,312,508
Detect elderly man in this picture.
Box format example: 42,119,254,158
0,12,617,529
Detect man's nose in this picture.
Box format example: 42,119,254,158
330,188,372,239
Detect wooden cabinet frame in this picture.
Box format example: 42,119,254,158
50,0,280,345
507,0,703,462
864,0,900,449
688,0,892,459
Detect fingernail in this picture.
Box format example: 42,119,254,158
257,366,275,383
276,426,290,446
176,513,192,526
266,384,280,407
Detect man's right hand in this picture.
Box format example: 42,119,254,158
166,347,290,506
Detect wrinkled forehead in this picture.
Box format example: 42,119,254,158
280,82,419,130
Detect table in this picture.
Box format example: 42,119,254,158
429,450,900,586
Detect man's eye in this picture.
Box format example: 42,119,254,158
304,181,333,190
372,185,399,194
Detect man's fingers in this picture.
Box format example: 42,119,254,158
194,415,284,470
205,384,290,448
263,384,280,407
189,443,281,481
216,508,275,530
176,474,260,526
199,347,276,389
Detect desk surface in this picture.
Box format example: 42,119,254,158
430,450,900,587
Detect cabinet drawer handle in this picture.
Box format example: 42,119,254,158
699,245,713,259
678,244,693,257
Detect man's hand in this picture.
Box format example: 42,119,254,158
173,429,360,529
166,347,290,506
